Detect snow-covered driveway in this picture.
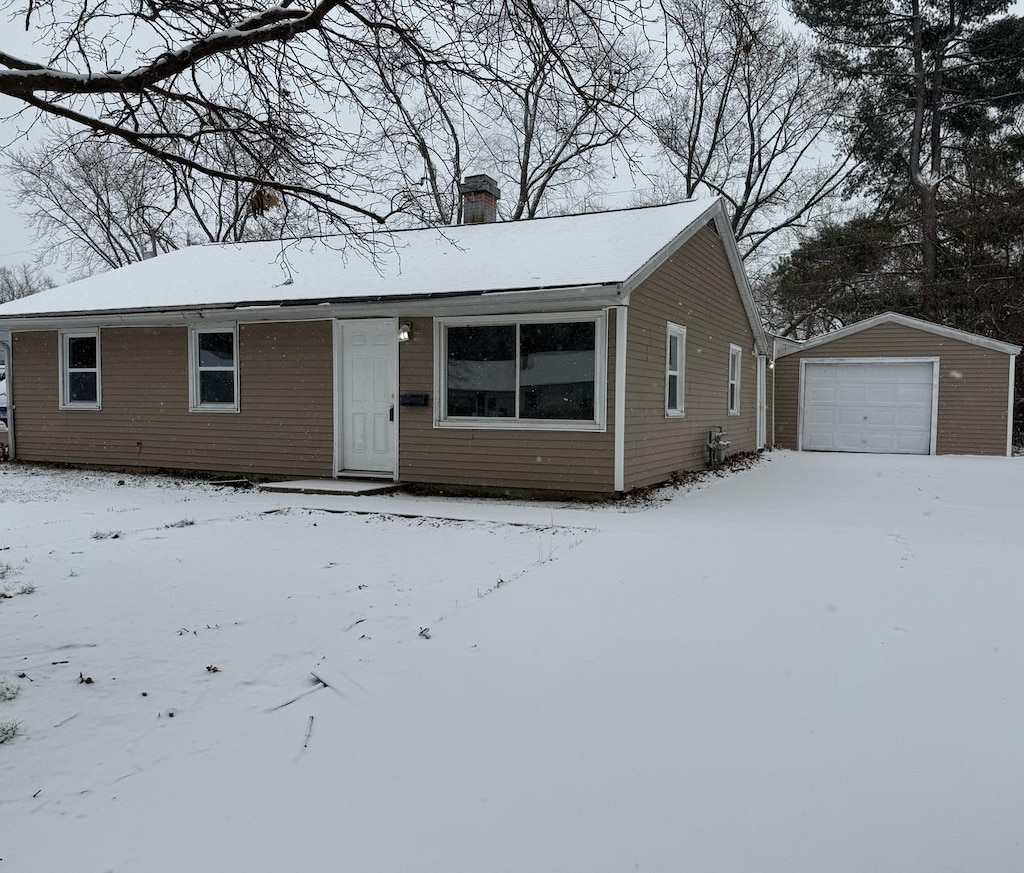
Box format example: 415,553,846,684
2,452,1023,873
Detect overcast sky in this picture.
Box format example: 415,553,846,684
0,20,46,275
3,1,1024,283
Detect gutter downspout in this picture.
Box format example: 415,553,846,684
0,332,12,461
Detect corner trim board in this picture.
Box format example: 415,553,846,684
614,306,627,492
1008,355,1017,457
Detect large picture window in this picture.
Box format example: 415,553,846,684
59,329,101,409
438,314,606,430
189,325,239,412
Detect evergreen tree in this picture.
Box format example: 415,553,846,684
791,0,1024,322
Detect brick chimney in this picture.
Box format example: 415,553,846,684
459,174,501,224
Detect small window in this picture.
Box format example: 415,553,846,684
190,325,239,412
728,344,742,415
59,329,101,409
666,323,686,416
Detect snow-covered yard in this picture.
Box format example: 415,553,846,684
2,451,1023,872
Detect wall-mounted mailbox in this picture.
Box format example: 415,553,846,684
400,393,430,407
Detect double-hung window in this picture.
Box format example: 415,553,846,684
59,329,101,409
728,344,742,415
437,313,606,430
189,325,239,412
666,323,686,416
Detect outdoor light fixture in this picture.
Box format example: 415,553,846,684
398,323,411,342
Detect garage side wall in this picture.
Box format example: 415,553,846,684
397,315,616,493
775,322,1011,455
624,226,759,490
12,322,334,475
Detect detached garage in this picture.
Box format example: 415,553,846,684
773,313,1020,457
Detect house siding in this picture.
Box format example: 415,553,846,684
397,315,616,493
11,322,334,476
624,226,759,490
774,321,1011,455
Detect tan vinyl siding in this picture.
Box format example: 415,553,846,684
397,316,615,493
12,322,333,475
624,226,759,490
774,321,1011,455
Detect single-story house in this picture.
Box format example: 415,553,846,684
0,181,771,495
773,312,1020,456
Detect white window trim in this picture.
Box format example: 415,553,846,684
728,344,742,415
189,323,240,413
665,322,686,418
58,328,101,410
433,311,608,432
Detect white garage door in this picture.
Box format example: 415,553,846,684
801,360,935,454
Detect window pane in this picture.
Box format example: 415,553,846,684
68,336,96,369
668,374,679,410
200,370,235,404
446,325,515,417
199,332,234,367
729,350,739,381
729,382,738,411
68,371,97,403
668,335,678,370
519,322,596,420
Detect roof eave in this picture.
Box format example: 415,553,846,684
0,282,625,331
775,312,1022,358
619,198,770,356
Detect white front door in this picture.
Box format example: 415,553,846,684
800,360,936,454
338,319,396,474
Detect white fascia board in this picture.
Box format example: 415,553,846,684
776,312,1022,358
0,284,623,332
619,197,770,356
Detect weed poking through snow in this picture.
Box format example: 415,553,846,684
0,577,36,602
0,678,19,702
164,518,195,529
91,530,122,540
0,719,21,744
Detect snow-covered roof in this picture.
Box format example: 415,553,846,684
0,200,720,320
775,312,1021,357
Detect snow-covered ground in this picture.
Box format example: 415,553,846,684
2,451,1023,872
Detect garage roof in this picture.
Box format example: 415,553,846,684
776,312,1021,357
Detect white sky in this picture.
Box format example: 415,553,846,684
2,0,1023,280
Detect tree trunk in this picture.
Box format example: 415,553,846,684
919,185,940,321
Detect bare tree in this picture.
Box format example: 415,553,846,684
476,2,649,219
0,261,51,302
9,125,308,276
351,1,649,226
0,0,654,232
647,0,857,267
